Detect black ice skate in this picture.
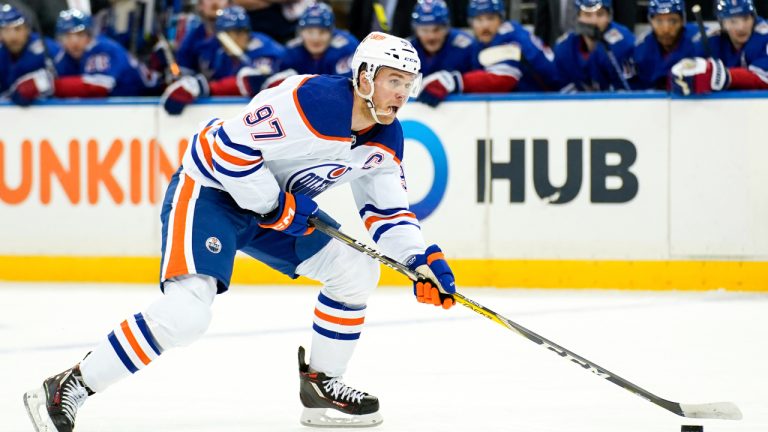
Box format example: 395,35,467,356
23,364,94,432
298,346,382,428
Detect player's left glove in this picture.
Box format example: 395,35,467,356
10,69,54,106
161,74,209,115
406,245,456,309
257,191,319,236
235,66,273,96
417,70,462,107
261,68,298,90
671,57,730,96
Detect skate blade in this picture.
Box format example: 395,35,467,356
300,407,383,428
23,386,56,432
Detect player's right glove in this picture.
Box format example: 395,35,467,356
257,191,319,236
417,70,462,107
161,74,209,115
670,57,730,96
261,68,298,90
406,245,456,309
10,69,54,106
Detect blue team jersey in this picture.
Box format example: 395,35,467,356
0,33,59,94
634,24,699,90
200,32,285,80
554,22,636,91
698,18,768,77
409,28,477,76
281,30,359,76
475,20,560,91
175,17,214,74
54,35,155,96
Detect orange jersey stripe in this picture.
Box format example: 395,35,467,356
197,123,220,169
212,139,262,167
364,212,416,230
120,320,151,365
164,175,195,279
427,251,445,265
366,142,401,165
292,76,353,143
314,308,366,326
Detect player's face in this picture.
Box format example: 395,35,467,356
200,0,229,20
367,67,416,124
0,24,30,55
723,15,755,46
226,29,250,51
578,8,612,32
415,24,449,54
300,27,332,56
60,31,91,59
470,13,502,44
650,13,683,50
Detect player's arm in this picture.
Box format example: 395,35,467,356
417,60,521,107
671,56,768,95
351,160,455,309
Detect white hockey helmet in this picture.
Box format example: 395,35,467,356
351,31,422,98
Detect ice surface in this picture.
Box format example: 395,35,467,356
2,283,766,432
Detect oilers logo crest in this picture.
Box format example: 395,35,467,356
286,164,352,197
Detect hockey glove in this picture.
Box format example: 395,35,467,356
261,68,298,90
235,66,272,96
406,245,456,309
671,57,730,96
161,74,209,115
11,69,54,106
258,191,319,236
417,70,462,107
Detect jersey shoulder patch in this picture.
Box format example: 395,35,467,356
755,20,768,35
635,29,651,46
498,21,514,35
248,36,265,51
286,36,303,48
30,39,45,55
331,33,351,49
603,28,624,45
451,31,474,49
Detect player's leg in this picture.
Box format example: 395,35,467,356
23,171,250,432
295,239,383,427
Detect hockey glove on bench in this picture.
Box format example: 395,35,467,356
407,245,456,309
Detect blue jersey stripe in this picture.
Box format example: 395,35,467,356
190,134,221,184
108,331,139,373
212,159,263,177
312,323,361,340
134,313,163,355
217,127,262,157
358,204,408,218
372,221,421,242
318,292,366,311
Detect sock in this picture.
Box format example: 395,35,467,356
309,291,367,377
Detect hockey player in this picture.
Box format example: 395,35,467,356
161,5,285,114
634,0,699,89
175,0,230,74
53,9,160,97
0,4,60,106
417,0,560,107
408,0,477,76
671,0,768,94
553,0,636,91
273,2,359,81
24,31,457,431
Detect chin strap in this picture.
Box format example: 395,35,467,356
354,74,385,125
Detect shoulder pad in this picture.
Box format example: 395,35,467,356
635,30,651,46
286,36,303,48
248,37,265,51
30,39,45,55
452,32,473,49
755,21,768,35
498,21,514,35
603,28,624,44
331,34,350,49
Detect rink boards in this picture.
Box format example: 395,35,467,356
0,93,766,290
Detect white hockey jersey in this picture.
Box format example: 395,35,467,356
180,74,426,263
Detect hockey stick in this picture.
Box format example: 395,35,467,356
692,5,712,57
216,31,253,65
308,217,743,421
477,44,522,67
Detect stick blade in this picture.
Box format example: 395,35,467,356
680,402,742,420
478,44,522,67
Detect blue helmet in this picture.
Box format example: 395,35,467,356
56,9,92,34
0,4,26,27
298,2,335,29
216,5,251,32
467,0,505,18
715,0,756,19
648,0,685,19
574,0,612,12
412,0,450,26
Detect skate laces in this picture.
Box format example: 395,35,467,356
323,377,365,404
60,377,89,424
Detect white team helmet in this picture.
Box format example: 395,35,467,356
351,32,422,123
